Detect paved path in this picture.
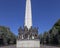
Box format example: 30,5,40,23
0,45,60,48
40,45,60,48
0,45,16,48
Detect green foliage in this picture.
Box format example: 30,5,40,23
0,26,16,46
39,19,60,45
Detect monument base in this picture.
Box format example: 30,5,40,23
16,39,40,48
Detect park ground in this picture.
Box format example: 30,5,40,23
0,44,60,48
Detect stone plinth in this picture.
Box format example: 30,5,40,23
16,39,40,48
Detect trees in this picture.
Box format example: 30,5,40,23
39,19,60,45
0,26,16,46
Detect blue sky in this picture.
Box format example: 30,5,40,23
0,0,60,35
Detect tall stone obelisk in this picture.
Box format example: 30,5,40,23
25,0,32,29
17,0,40,48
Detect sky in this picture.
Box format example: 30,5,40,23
0,0,60,35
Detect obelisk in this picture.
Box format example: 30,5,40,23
17,0,40,48
25,0,32,29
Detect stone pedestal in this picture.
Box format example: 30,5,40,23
16,39,40,48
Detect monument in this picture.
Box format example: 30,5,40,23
17,0,40,48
